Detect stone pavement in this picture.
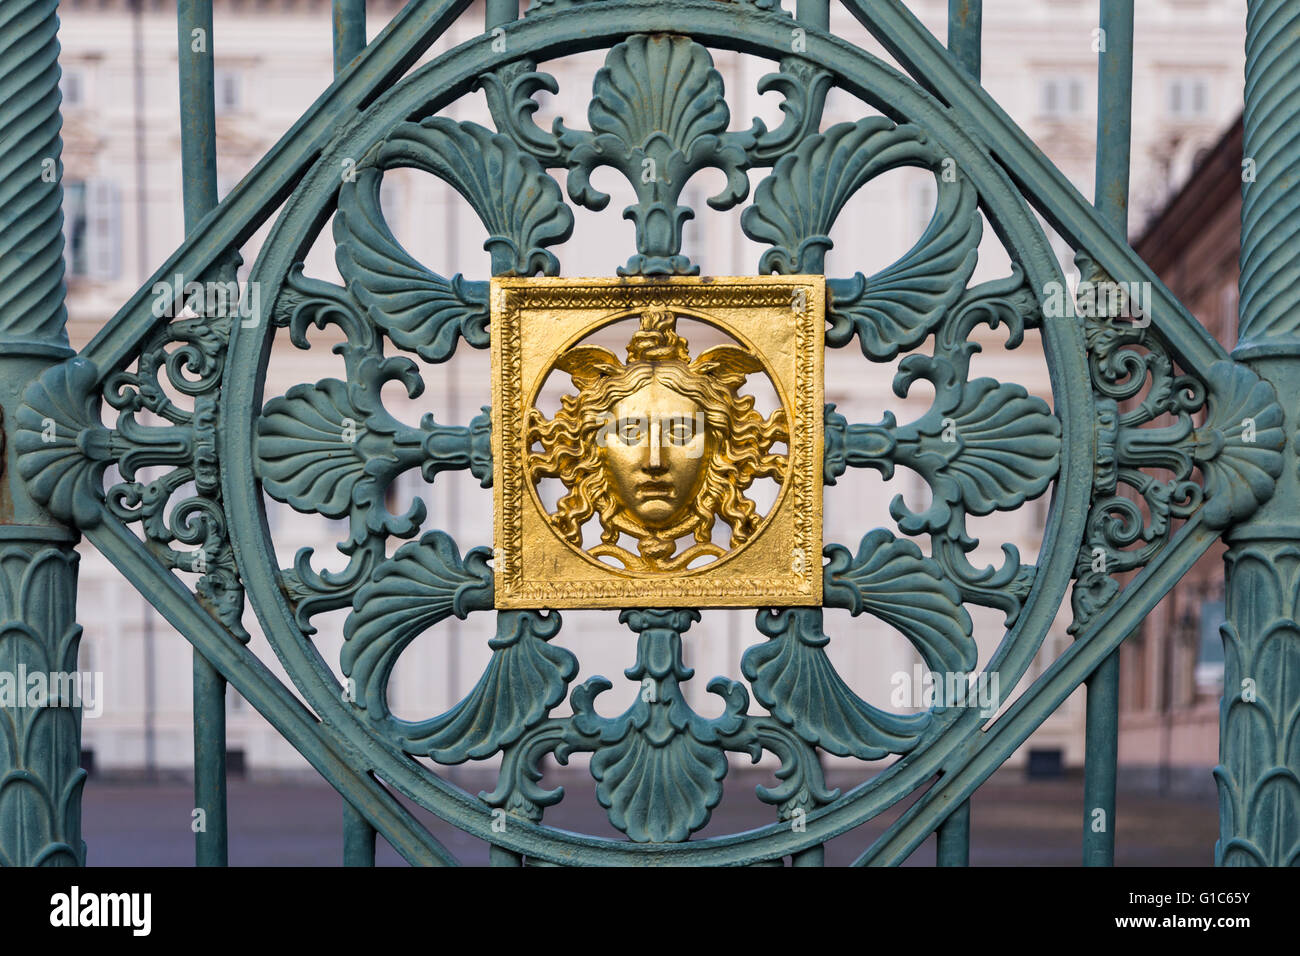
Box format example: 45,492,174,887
80,767,1219,866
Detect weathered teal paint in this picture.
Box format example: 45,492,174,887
935,799,970,867
796,0,829,31
0,0,84,867
221,10,1087,862
331,0,378,867
0,0,1292,867
938,0,980,868
946,0,980,81
177,0,230,870
342,799,377,867
333,0,367,75
1082,0,1133,870
485,0,517,30
1218,0,1300,867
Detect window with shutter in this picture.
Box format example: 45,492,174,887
62,179,88,277
86,178,121,280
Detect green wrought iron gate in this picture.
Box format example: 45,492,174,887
0,0,1295,866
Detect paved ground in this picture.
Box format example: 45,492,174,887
80,768,1219,866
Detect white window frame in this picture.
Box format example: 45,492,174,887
62,177,121,281
1038,74,1086,119
1166,76,1210,119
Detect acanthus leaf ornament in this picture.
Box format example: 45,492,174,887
575,610,741,843
888,356,1062,537
744,608,932,759
1194,360,1285,531
342,530,494,720
0,545,86,866
53,7,1222,863
15,357,114,530
255,363,489,544
334,167,490,364
16,257,253,641
823,176,982,360
556,34,759,276
392,610,576,763
1069,256,1284,632
333,115,575,364
824,529,976,675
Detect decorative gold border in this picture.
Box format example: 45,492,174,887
492,276,824,609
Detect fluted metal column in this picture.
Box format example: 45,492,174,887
1218,0,1300,866
0,0,84,866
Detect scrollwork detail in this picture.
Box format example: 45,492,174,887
1071,255,1284,632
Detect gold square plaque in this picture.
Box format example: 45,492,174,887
491,276,823,609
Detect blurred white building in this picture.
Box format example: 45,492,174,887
57,0,1246,779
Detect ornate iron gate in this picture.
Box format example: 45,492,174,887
0,0,1295,866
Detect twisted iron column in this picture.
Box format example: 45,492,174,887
0,0,84,865
1218,0,1300,866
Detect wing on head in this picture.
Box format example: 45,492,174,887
552,345,623,391
692,345,764,392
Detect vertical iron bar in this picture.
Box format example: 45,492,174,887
0,0,84,866
178,0,228,867
936,799,971,866
333,0,367,75
489,845,523,866
1082,0,1133,869
331,2,382,865
343,799,377,866
796,0,829,31
133,0,159,789
1083,651,1120,865
178,2,218,229
791,844,826,866
1219,0,1300,865
1093,0,1134,237
947,0,981,81
485,0,517,31
192,653,227,865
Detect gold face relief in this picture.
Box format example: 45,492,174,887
492,277,823,609
602,381,709,534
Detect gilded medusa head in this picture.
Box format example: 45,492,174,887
527,310,789,572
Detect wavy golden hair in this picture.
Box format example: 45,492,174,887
527,310,788,570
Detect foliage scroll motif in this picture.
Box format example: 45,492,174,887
1068,256,1284,632
17,256,252,640
253,267,492,629
742,117,982,361
238,24,1082,853
483,609,841,842
339,534,579,764
743,607,933,759
333,116,572,364
38,0,1217,862
480,38,833,277
7,0,1288,864
823,269,1056,626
